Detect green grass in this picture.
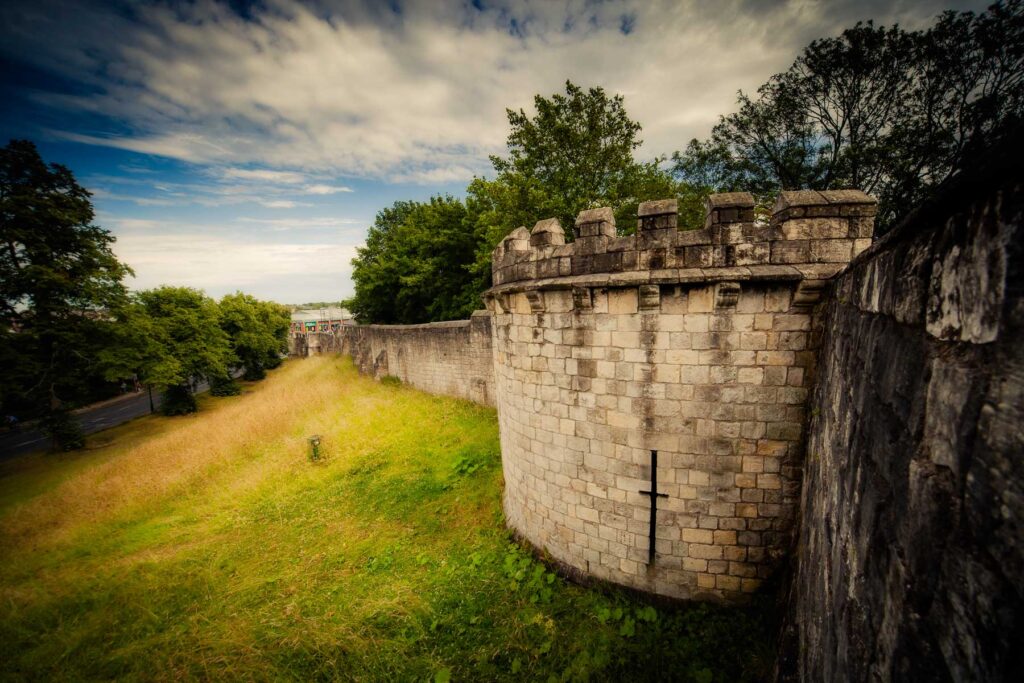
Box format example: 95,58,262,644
0,356,774,682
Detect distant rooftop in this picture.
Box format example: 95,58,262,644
291,307,352,322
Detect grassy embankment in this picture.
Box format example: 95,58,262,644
0,356,773,681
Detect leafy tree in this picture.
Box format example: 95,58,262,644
100,304,179,393
347,197,481,324
491,80,648,229
0,139,132,449
345,201,417,324
478,80,698,231
673,2,1024,229
466,81,703,289
218,292,290,381
347,82,706,324
257,299,290,371
103,287,232,415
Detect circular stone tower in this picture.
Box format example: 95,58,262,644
484,191,876,601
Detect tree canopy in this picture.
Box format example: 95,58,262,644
103,287,289,414
347,197,481,324
103,287,234,414
219,292,290,380
673,1,1024,229
472,81,701,247
0,139,133,448
488,81,663,230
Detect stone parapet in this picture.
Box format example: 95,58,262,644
491,190,876,288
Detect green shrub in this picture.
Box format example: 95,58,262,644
40,409,85,451
161,384,198,415
209,375,241,397
243,363,266,381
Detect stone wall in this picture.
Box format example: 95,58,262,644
342,311,495,406
289,330,344,356
792,176,1023,680
484,190,876,601
307,152,1020,675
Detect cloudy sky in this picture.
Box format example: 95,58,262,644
0,0,985,303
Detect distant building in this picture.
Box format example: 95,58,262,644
290,307,353,334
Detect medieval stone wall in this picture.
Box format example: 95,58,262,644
484,190,876,601
791,177,1023,680
341,312,495,406
317,155,1020,677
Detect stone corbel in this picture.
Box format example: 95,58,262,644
639,284,661,311
793,280,827,309
525,290,545,313
715,282,741,309
572,286,593,312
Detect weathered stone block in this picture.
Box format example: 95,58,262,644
606,288,639,315
683,245,714,268
771,240,810,264
529,217,565,248
575,207,616,238
778,217,849,240
726,242,770,266
638,198,679,219
638,284,660,310
809,238,853,263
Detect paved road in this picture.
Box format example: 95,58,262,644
0,378,219,459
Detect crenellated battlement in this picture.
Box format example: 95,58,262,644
489,190,877,292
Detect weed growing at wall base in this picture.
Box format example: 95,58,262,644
0,356,772,681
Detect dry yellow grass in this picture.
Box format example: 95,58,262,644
0,356,347,550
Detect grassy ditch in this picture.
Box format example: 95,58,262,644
0,355,774,681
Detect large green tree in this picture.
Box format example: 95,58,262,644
0,139,132,449
490,80,654,229
466,81,704,292
218,292,290,381
347,197,480,324
474,80,699,237
103,287,233,415
673,1,1024,229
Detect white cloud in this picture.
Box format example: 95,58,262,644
221,168,308,184
50,129,236,165
89,187,178,207
104,218,173,232
390,165,481,185
235,216,362,230
86,171,348,210
11,0,985,185
303,184,354,195
112,232,359,300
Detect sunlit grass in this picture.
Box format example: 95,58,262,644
0,356,773,681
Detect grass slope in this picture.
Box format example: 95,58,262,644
0,356,773,682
